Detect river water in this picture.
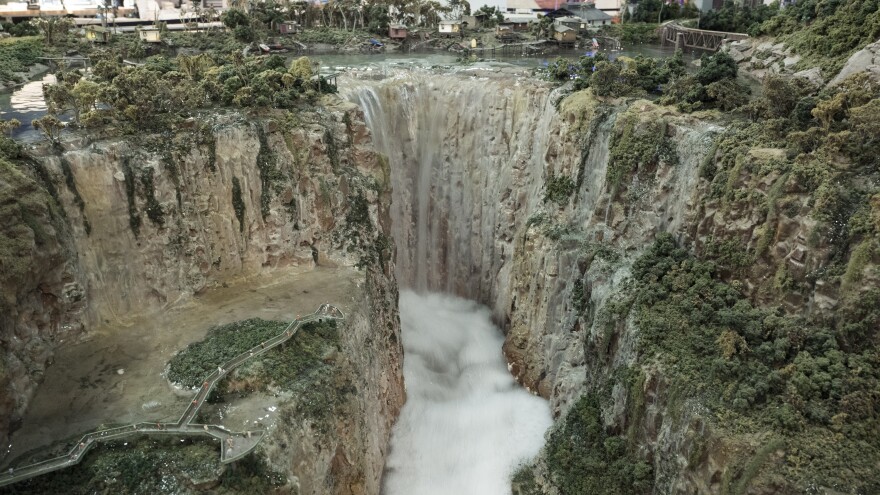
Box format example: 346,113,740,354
0,73,54,142
384,291,552,495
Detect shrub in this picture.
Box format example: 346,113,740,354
167,318,286,388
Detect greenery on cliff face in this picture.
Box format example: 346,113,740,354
522,233,880,494
0,133,65,313
543,393,653,495
607,110,677,193
711,71,880,293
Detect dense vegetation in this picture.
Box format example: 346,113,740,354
543,51,686,96
623,0,698,24
699,0,880,77
542,393,653,495
622,235,877,491
232,319,352,431
39,53,335,136
168,318,350,432
0,36,42,83
3,436,284,494
543,49,747,113
528,33,880,492
167,318,287,388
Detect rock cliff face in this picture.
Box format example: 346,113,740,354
0,102,404,492
348,70,874,493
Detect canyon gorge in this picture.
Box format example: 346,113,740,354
1,54,879,495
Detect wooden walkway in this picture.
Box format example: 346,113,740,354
0,304,345,488
660,21,749,52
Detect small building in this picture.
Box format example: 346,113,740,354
462,12,488,29
388,23,407,40
138,28,162,43
554,16,586,34
553,25,576,44
565,2,613,27
279,21,300,35
84,26,111,43
438,20,462,36
495,24,516,41
501,13,537,31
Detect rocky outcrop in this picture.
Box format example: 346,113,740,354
0,101,404,492
828,39,880,86
723,36,880,87
723,38,806,81
0,151,86,456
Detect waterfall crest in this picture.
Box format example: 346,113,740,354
347,73,559,302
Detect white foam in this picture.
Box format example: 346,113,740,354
383,291,552,495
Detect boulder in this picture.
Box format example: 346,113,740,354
793,66,823,87
828,39,880,87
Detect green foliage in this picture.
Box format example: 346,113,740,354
37,52,332,134
543,51,685,98
245,320,350,430
543,173,576,204
763,0,880,77
544,393,653,495
221,8,254,41
697,51,738,86
0,36,42,82
600,23,660,45
256,127,283,219
699,0,780,35
5,436,284,494
120,158,141,238
295,27,373,45
661,51,748,112
0,152,64,308
625,0,697,24
231,176,246,232
613,234,880,490
511,464,542,495
607,112,677,191
1,21,39,37
167,318,287,388
140,168,164,227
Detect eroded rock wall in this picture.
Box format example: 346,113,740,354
1,102,404,492
349,70,866,493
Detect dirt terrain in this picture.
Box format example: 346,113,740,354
3,266,359,465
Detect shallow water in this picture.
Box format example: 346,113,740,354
383,291,552,495
0,73,54,141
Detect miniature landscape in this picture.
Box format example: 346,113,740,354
1,0,879,494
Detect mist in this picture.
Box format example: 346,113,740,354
382,291,552,495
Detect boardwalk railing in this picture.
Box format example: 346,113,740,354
0,304,345,488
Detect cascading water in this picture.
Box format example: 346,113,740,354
384,291,552,494
346,71,561,493
349,72,558,302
